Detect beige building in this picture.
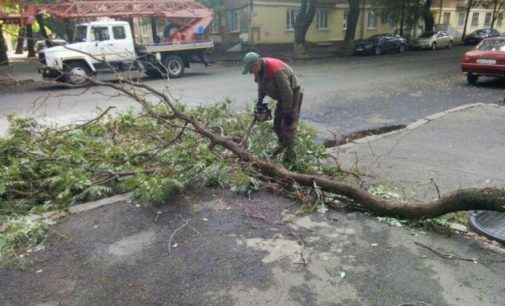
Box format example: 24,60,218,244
433,0,505,39
209,0,505,46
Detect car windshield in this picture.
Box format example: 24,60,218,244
419,32,436,38
477,39,505,51
74,25,88,42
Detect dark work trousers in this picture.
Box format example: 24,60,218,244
273,87,303,149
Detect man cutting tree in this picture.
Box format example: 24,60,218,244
242,52,303,157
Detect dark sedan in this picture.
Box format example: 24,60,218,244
354,34,408,55
461,37,505,84
463,28,500,45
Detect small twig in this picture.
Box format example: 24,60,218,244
430,178,441,200
414,242,505,263
179,214,200,235
288,229,308,265
57,106,117,133
168,220,189,254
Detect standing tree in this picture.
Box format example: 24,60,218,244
461,0,479,40
294,0,318,55
0,23,9,65
343,0,360,50
488,0,505,28
422,0,434,31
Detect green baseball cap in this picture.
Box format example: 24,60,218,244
241,52,261,74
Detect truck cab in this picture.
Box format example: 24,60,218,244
39,20,137,85
39,18,213,85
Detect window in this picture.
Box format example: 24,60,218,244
228,10,240,33
367,10,377,29
92,26,110,41
74,25,88,42
498,13,503,26
316,9,329,30
209,14,219,33
485,12,492,26
458,12,466,27
443,12,451,25
343,10,349,30
112,26,126,40
287,8,298,31
471,12,479,27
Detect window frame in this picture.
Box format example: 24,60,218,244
343,10,349,30
228,10,240,33
209,14,220,34
471,12,479,27
316,9,329,30
112,26,126,40
485,12,492,26
443,12,451,25
286,8,298,31
91,26,111,42
367,10,377,30
458,12,466,27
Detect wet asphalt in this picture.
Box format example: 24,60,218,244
1,46,505,137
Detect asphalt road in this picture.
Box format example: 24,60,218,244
1,46,504,136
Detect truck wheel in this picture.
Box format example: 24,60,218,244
467,73,479,85
162,55,185,78
64,62,92,86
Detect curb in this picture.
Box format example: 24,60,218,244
328,103,499,154
0,193,132,233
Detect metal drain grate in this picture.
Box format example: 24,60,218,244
470,211,505,244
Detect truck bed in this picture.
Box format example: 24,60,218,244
141,40,214,53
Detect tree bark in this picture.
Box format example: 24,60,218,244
294,0,317,55
0,24,8,66
343,0,360,50
462,0,472,40
422,0,434,32
399,0,406,36
15,27,25,54
36,14,52,48
26,25,36,57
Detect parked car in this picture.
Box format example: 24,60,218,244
463,28,500,45
354,33,408,55
411,31,454,50
461,37,505,84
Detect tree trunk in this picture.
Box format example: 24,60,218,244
0,24,9,66
422,0,434,32
64,20,74,42
462,0,472,40
15,27,25,54
399,0,406,36
26,25,36,57
36,14,52,48
294,0,317,55
343,0,360,50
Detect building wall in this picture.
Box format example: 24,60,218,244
209,0,505,46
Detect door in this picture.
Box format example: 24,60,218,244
110,25,135,62
90,26,114,62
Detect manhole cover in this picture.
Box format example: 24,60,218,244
470,211,505,243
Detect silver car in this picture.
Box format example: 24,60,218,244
411,31,454,50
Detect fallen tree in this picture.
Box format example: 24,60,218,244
78,75,505,219
2,64,505,220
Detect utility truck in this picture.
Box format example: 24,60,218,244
37,0,213,84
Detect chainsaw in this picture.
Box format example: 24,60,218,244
239,103,272,146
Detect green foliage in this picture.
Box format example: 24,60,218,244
0,102,337,216
0,216,53,255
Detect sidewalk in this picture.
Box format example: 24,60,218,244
1,104,504,306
